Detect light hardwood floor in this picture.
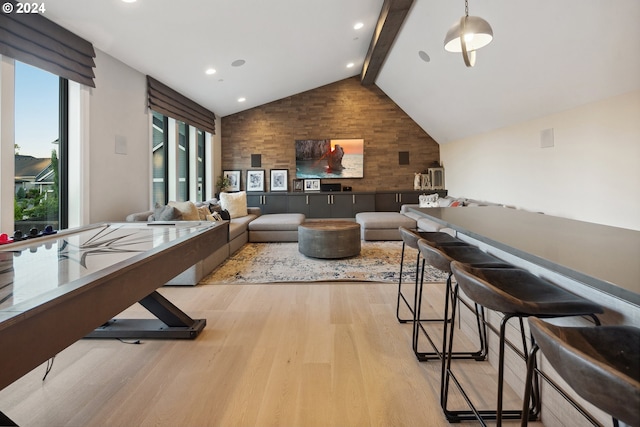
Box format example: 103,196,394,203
0,282,542,427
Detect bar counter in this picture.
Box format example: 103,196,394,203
409,206,640,307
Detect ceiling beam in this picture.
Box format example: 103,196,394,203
360,0,414,86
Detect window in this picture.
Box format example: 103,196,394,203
196,129,206,202
177,121,189,201
152,111,168,205
13,61,66,233
150,113,208,204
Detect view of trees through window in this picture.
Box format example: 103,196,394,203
13,61,60,233
197,129,205,201
152,112,208,204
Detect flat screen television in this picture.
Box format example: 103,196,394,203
295,138,364,179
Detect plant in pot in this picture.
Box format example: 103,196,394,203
215,175,231,196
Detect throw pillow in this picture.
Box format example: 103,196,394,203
219,209,230,220
152,203,182,221
219,191,248,219
196,205,211,220
438,197,454,207
168,201,200,221
208,203,222,214
419,193,439,208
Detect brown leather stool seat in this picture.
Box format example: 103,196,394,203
521,318,640,427
396,226,464,323
446,261,604,426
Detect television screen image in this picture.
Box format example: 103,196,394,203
295,138,364,179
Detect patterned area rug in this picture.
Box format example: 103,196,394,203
200,241,449,284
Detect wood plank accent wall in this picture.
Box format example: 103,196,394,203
221,76,440,192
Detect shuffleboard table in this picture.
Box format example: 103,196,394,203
0,221,228,424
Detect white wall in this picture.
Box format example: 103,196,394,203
88,50,150,223
0,56,15,233
440,90,640,231
86,49,222,222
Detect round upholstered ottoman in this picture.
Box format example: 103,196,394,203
298,221,361,259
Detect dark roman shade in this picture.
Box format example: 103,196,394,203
0,4,96,87
147,76,216,135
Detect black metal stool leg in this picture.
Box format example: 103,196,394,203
496,314,526,425
412,263,452,361
442,290,539,425
413,267,488,362
521,315,609,427
396,241,408,322
398,245,444,324
441,282,459,413
521,341,541,427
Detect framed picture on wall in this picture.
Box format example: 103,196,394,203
223,170,241,192
246,169,265,192
293,179,304,192
304,179,320,191
270,169,288,191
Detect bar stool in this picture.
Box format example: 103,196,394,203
396,226,464,323
414,240,512,362
446,261,604,426
521,318,640,427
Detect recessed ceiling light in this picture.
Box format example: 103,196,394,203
238,97,246,102
346,62,355,68
122,0,137,3
205,68,216,75
418,51,431,63
231,59,246,67
354,22,364,30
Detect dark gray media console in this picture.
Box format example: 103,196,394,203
245,190,447,218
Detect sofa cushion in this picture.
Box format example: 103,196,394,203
153,204,182,221
417,217,444,232
126,210,153,222
196,205,217,221
168,201,199,220
229,213,258,241
248,213,306,231
438,197,454,207
355,212,416,229
219,191,248,219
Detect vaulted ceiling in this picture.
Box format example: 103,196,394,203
44,0,640,144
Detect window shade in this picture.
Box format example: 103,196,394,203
0,6,96,87
147,76,216,135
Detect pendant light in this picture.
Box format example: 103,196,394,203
444,0,493,67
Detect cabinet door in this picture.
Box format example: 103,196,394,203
287,194,309,216
330,194,354,218
375,192,401,212
307,194,331,218
262,194,288,214
352,194,376,215
398,192,420,206
246,194,262,208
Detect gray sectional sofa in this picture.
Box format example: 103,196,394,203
125,200,261,286
125,193,492,285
